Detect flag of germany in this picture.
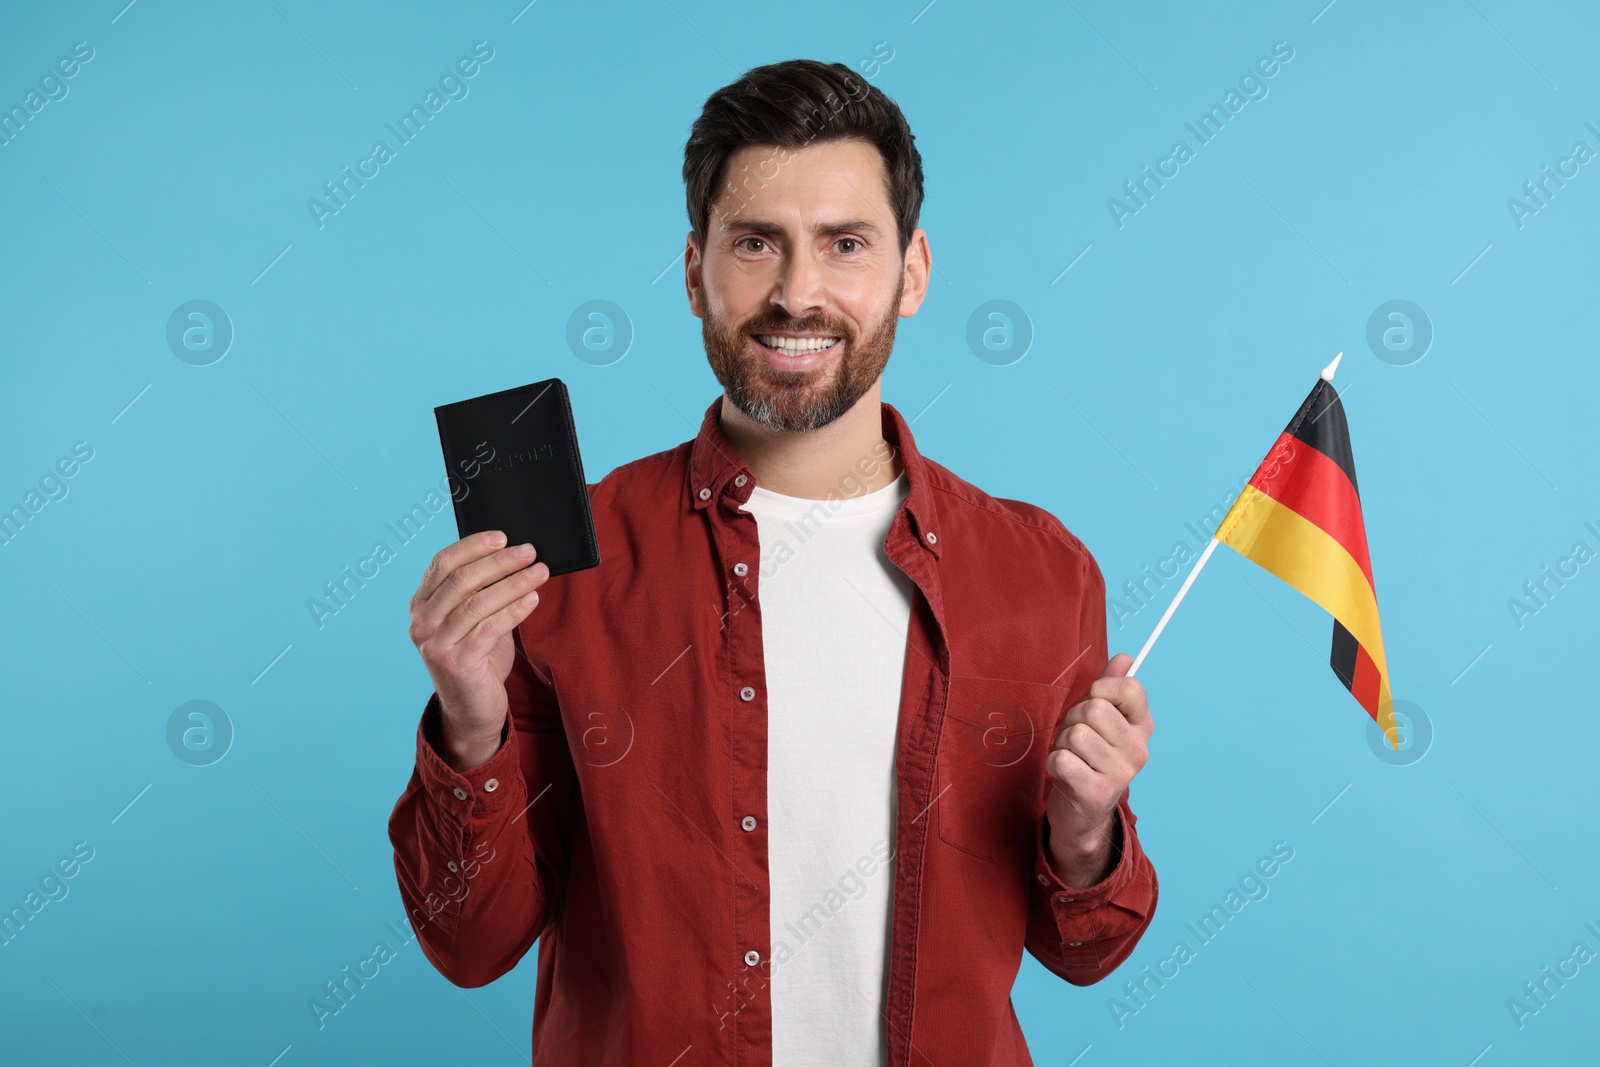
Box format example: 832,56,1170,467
1214,358,1398,750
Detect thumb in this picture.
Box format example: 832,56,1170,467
1099,652,1133,679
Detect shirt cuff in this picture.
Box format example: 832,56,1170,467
1033,801,1133,915
414,693,524,834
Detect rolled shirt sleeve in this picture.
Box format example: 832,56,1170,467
388,631,575,988
1025,790,1158,985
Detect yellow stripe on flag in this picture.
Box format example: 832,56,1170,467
1218,484,1398,746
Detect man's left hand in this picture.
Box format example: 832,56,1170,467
1044,652,1153,887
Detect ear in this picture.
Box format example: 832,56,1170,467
898,227,931,318
684,231,705,319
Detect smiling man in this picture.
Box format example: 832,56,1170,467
390,58,1157,1066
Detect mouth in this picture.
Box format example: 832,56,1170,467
752,334,842,356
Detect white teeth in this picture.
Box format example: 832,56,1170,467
756,335,840,355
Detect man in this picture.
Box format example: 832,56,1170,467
390,58,1157,1065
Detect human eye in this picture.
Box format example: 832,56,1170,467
833,237,863,255
735,236,769,254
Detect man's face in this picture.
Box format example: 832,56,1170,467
686,138,928,433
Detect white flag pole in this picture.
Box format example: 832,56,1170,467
1125,352,1344,679
1127,537,1219,677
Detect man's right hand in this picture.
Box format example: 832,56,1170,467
409,531,551,772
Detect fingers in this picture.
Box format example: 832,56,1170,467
1049,653,1153,848
456,580,544,662
432,552,551,648
1057,696,1130,749
413,536,545,643
1047,745,1099,797
1054,691,1151,778
1088,659,1152,730
1099,652,1133,679
415,531,510,606
1054,717,1118,774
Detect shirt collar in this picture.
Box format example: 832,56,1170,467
686,395,943,559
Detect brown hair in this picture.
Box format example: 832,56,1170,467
683,59,924,257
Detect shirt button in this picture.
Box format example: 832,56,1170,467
734,474,748,487
1058,895,1074,904
1037,873,1049,886
740,686,755,701
698,487,712,500
741,815,757,831
925,531,938,545
447,861,459,873
744,950,760,966
484,778,499,792
1068,940,1083,947
733,562,748,577
453,787,469,801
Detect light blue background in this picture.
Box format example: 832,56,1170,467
2,1,1595,1063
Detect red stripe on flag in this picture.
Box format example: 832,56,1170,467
1350,641,1383,720
1247,432,1374,589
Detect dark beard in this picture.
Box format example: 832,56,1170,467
702,273,904,433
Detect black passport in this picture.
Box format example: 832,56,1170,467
433,377,601,576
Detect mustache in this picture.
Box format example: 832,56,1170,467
743,318,848,336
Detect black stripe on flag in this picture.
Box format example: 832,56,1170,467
1330,619,1360,690
1283,379,1360,498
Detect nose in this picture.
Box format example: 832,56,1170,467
772,245,827,321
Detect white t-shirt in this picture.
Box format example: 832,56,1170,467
738,470,914,1066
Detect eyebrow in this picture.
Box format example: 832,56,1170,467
719,216,885,239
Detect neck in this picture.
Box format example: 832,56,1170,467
717,385,903,500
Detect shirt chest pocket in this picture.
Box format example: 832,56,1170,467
933,674,1068,866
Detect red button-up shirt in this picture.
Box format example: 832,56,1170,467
388,396,1158,1065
